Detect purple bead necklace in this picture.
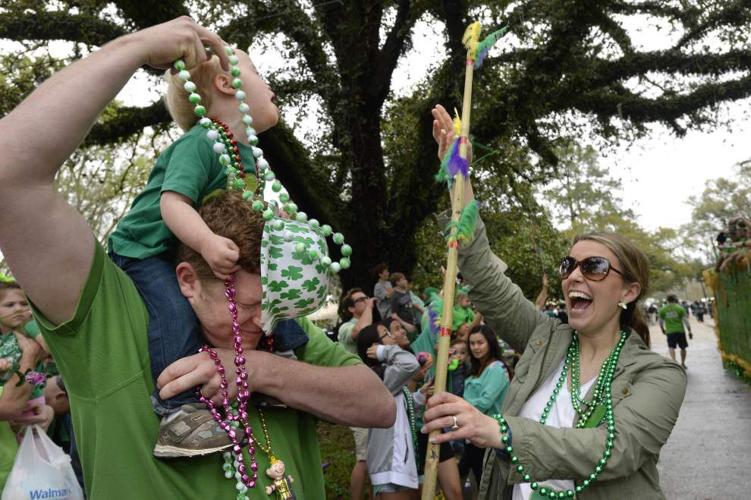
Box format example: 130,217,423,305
197,275,258,491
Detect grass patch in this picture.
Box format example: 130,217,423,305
318,421,356,499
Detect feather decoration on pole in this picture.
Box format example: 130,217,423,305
451,199,480,244
474,26,509,69
420,19,507,498
427,298,442,337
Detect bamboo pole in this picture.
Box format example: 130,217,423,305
421,37,476,500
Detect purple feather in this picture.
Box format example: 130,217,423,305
447,139,469,178
474,47,490,69
428,306,439,337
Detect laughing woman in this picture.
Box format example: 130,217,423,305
422,105,686,499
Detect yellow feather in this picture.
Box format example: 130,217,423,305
462,21,482,57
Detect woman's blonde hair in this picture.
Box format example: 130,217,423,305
572,232,651,347
164,55,226,131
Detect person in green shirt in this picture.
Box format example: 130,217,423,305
459,324,510,485
659,294,692,368
0,283,54,492
452,287,475,331
0,17,395,499
106,34,281,457
0,283,48,413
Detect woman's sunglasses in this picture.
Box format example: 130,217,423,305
558,256,624,282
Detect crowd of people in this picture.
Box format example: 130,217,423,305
336,266,514,499
0,279,82,489
0,16,692,500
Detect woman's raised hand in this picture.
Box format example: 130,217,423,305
431,104,475,205
431,104,456,160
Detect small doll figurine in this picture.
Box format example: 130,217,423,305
264,458,295,499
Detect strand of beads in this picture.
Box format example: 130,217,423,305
571,331,628,429
173,48,352,274
569,333,623,428
401,387,419,464
197,275,257,497
493,330,629,498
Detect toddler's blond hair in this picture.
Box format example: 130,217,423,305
164,55,226,131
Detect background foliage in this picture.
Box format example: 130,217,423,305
2,0,751,295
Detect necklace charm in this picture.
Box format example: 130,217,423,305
264,457,296,499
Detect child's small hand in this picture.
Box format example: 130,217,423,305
201,234,241,280
366,344,379,360
15,332,42,363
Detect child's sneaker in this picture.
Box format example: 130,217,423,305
153,403,236,458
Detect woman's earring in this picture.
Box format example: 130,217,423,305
617,301,628,310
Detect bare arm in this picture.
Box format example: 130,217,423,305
682,310,692,334
161,191,239,280
161,192,215,255
265,355,396,427
0,17,228,325
159,349,396,428
351,298,375,340
534,273,549,310
391,312,417,334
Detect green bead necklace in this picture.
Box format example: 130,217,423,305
494,330,628,499
173,48,353,274
402,387,420,465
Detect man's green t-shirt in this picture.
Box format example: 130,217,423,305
659,303,687,334
32,243,361,499
0,388,19,491
109,124,257,259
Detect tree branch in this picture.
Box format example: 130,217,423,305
222,0,341,105
595,11,634,55
568,74,751,126
574,49,751,91
610,1,692,21
0,10,125,45
374,0,420,101
112,0,189,28
675,0,751,49
85,103,170,146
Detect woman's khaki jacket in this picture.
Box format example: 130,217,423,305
457,218,687,500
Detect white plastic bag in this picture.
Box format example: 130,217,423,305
1,425,84,500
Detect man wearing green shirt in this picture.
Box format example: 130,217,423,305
0,18,395,499
659,294,692,368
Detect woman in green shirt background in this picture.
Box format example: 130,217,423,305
459,324,510,486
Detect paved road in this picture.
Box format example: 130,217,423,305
651,316,751,500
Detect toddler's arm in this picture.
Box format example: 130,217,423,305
161,191,240,280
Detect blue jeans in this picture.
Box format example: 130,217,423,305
109,251,202,414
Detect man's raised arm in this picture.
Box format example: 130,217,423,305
0,18,228,325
